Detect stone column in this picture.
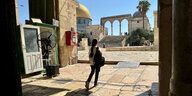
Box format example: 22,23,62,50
80,38,88,50
111,21,113,36
103,24,105,36
153,11,159,50
159,0,172,96
128,20,131,35
57,0,77,67
119,22,122,35
169,0,192,96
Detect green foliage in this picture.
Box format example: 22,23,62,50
136,0,151,29
137,0,151,15
126,29,154,46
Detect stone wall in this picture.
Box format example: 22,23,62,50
98,36,126,48
130,17,151,33
79,38,88,50
106,46,158,51
58,0,77,67
86,25,105,42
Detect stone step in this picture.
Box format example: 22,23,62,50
98,36,126,48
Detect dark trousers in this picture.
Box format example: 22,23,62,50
87,65,100,85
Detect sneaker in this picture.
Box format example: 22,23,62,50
85,81,89,89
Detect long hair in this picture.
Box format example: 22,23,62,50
89,39,97,57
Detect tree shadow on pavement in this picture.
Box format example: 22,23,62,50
65,88,93,96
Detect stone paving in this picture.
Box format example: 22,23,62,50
22,63,158,96
78,49,158,62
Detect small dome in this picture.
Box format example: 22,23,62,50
133,11,146,18
76,4,91,19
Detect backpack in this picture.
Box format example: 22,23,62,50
94,47,105,67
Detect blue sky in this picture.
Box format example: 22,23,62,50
17,0,29,24
17,0,157,35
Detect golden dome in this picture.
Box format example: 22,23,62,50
76,4,91,19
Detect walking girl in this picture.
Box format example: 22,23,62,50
85,39,102,89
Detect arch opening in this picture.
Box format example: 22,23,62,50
121,19,129,35
113,20,120,36
104,21,111,36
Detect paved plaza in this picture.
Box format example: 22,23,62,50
78,49,158,62
22,63,158,96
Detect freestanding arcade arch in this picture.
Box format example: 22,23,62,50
100,13,150,36
100,14,131,36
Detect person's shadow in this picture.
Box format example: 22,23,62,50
65,87,94,96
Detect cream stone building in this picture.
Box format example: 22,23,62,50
130,11,151,33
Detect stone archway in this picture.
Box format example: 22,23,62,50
100,14,131,36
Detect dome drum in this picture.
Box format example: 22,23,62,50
133,11,146,18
